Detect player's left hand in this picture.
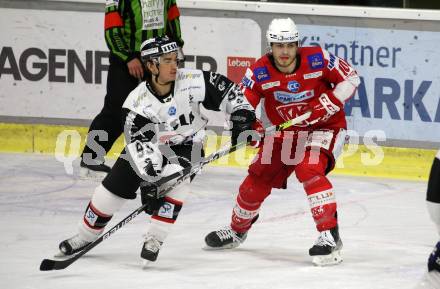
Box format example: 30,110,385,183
428,241,440,272
230,109,256,146
301,92,342,126
140,182,165,215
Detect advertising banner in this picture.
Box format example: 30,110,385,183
0,5,439,144
0,9,260,126
0,8,108,119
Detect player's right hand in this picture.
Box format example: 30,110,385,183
299,92,342,126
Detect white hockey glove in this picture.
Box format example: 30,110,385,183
126,140,163,179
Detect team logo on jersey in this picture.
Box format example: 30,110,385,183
307,53,324,69
303,71,323,79
253,67,270,82
261,81,280,90
274,90,314,104
276,102,307,126
168,106,177,116
287,81,300,92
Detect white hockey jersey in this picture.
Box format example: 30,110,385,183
122,68,254,146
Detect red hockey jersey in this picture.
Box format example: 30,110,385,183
241,46,360,130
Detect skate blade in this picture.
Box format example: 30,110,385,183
202,243,239,251
312,250,343,266
141,259,152,269
79,167,107,181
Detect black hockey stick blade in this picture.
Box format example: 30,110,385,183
40,247,87,271
39,236,97,271
40,258,68,271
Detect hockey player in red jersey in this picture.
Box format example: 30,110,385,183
204,17,360,266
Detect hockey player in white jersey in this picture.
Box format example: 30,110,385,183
415,150,440,288
55,36,256,265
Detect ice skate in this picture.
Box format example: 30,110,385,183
309,226,343,266
204,226,247,250
140,234,163,267
79,159,111,180
56,234,91,258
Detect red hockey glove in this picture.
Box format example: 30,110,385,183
301,92,343,126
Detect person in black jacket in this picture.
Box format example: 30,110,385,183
80,0,184,177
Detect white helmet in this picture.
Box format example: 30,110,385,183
266,18,299,45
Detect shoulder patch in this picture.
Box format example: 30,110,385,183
253,67,270,82
307,53,324,70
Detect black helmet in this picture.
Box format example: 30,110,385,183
140,36,180,64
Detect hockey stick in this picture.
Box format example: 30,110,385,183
39,111,310,271
153,111,312,195
40,204,147,271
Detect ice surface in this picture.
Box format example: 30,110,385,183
0,153,436,289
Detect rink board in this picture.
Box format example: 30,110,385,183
0,122,436,181
1,2,440,148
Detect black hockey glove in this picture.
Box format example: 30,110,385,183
140,182,165,215
230,109,256,146
428,241,440,272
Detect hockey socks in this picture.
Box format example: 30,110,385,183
57,185,127,257
303,175,338,231
79,184,127,240
302,175,342,265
